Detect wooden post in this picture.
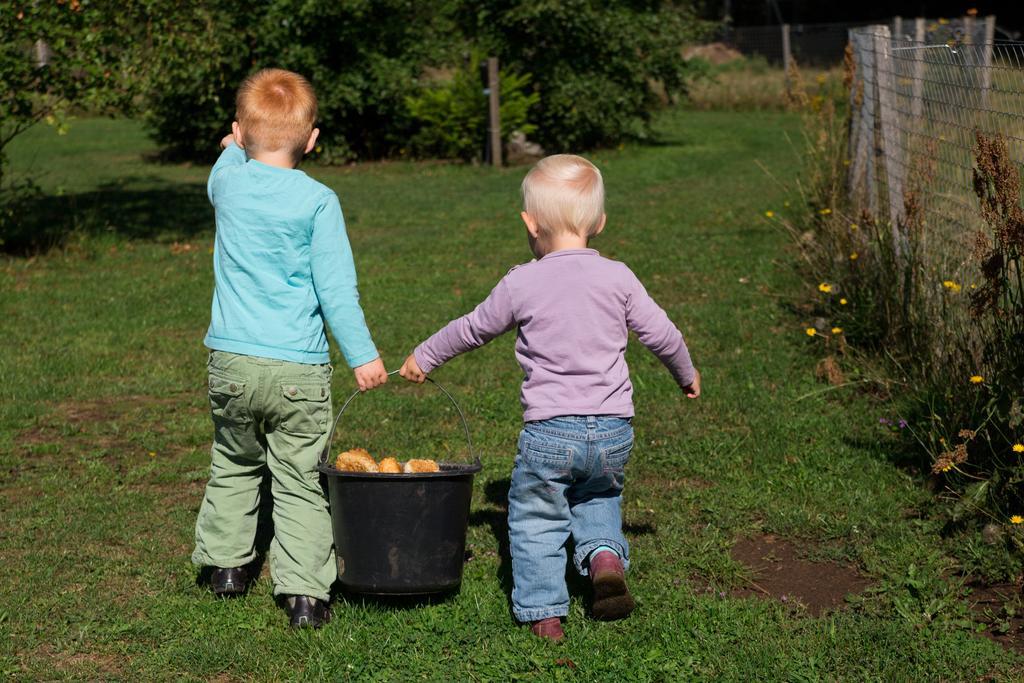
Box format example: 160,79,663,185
911,18,925,122
32,39,50,68
981,15,996,106
486,57,502,167
847,29,864,202
781,23,792,92
873,25,904,250
849,29,877,214
893,16,903,39
964,14,975,47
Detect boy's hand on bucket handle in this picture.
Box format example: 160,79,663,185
682,369,701,399
399,354,427,384
220,132,236,149
354,357,388,392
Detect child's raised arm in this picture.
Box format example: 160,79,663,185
207,139,246,203
625,276,700,398
400,279,516,382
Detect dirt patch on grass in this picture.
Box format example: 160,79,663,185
968,582,1024,653
683,42,744,65
730,534,871,616
26,643,127,679
15,393,200,455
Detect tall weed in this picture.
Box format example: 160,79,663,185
776,54,1024,576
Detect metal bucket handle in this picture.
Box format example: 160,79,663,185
319,369,476,466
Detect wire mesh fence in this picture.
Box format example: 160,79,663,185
846,25,1024,261
722,16,1003,69
724,22,866,67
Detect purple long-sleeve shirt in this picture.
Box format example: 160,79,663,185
414,248,696,422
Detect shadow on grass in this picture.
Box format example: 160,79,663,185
469,478,514,615
471,476,649,622
3,179,213,254
331,588,461,610
194,470,275,594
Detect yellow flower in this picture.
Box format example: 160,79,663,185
839,298,848,305
765,210,774,218
970,375,984,384
819,208,832,215
942,280,961,293
849,252,858,260
850,223,858,231
1012,515,1024,525
805,328,817,337
831,327,843,334
1013,443,1024,453
938,17,949,25
818,283,832,293
148,451,157,457
783,201,790,208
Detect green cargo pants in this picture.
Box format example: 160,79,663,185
192,350,335,601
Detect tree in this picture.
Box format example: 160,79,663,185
1,2,128,187
457,0,712,151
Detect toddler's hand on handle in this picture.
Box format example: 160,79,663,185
682,369,701,399
399,354,427,384
353,357,388,392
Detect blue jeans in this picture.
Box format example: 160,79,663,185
508,416,633,622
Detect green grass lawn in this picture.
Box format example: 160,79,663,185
1,110,1021,681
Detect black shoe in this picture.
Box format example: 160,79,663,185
285,595,331,629
210,567,249,597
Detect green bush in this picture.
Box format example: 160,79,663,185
131,1,709,163
459,1,711,150
128,1,251,162
3,1,710,173
405,53,538,160
129,0,457,163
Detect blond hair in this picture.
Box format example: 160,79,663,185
521,154,605,237
236,68,317,157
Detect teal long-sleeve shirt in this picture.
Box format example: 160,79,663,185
203,143,378,367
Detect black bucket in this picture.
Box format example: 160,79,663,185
319,463,481,594
318,372,482,595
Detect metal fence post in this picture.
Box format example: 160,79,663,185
981,15,996,107
911,18,925,122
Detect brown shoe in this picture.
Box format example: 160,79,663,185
589,551,635,620
530,617,564,642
